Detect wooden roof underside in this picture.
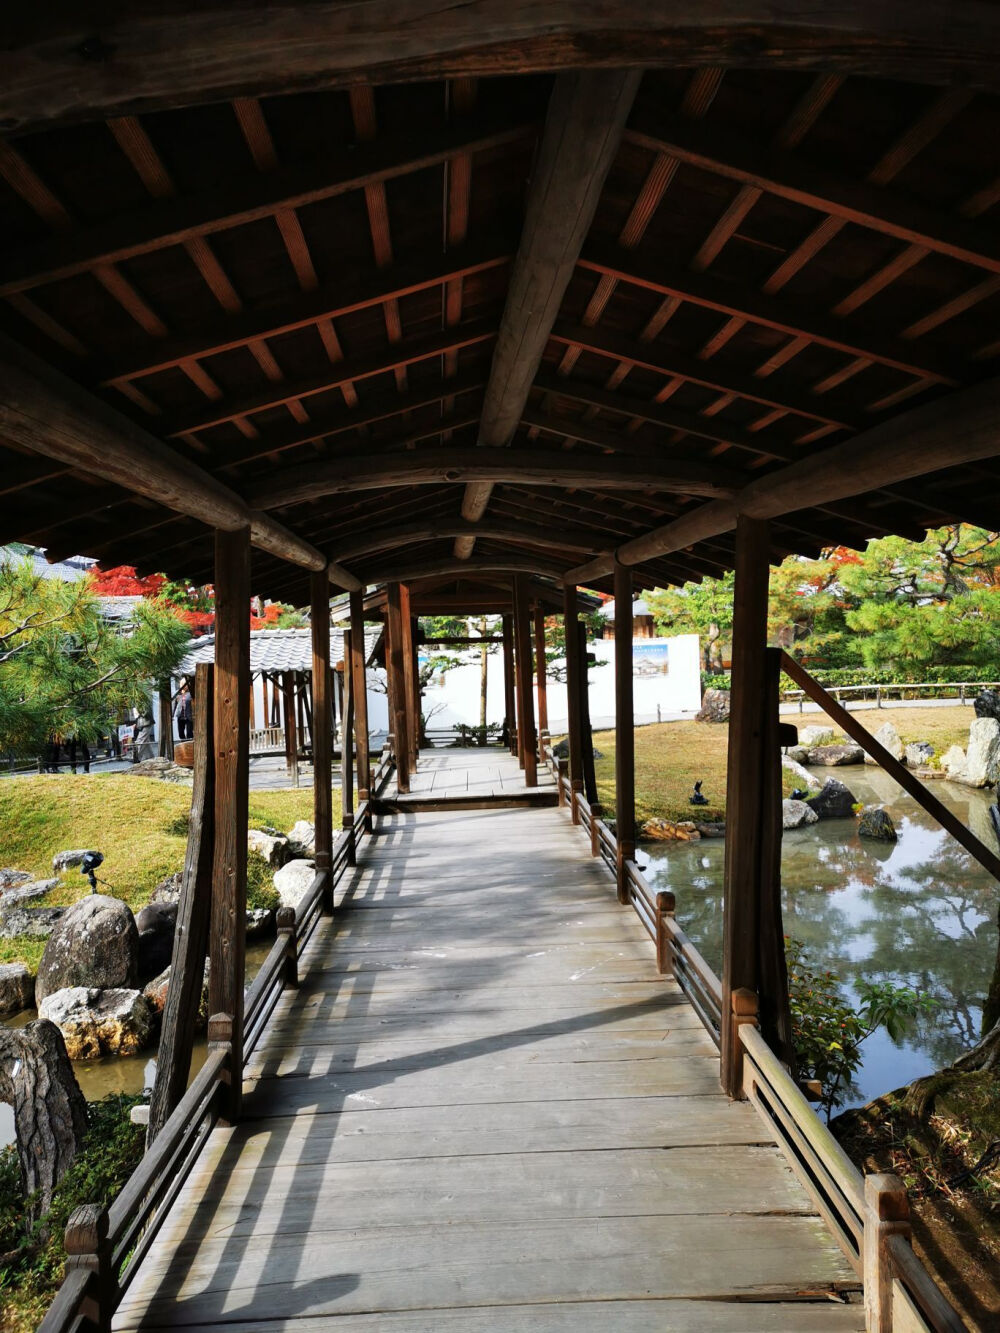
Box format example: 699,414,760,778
4,11,1000,604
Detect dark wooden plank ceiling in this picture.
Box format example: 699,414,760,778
3,62,1000,604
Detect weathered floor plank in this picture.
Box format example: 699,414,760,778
114,760,862,1331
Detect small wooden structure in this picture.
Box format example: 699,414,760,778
6,9,1000,1328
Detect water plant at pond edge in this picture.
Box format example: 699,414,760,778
786,937,935,1121
0,1093,144,1333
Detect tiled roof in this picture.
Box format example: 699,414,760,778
179,626,382,675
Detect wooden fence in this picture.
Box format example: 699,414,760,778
783,678,1000,709
541,742,964,1333
38,750,395,1333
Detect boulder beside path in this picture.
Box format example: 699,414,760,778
35,894,139,1005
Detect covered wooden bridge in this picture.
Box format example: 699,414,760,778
6,5,1000,1329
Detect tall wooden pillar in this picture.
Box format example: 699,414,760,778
533,607,549,740
399,584,419,766
513,575,537,787
350,592,371,804
578,620,598,806
341,628,356,864
721,517,790,1096
386,584,410,793
563,585,584,821
502,614,517,755
282,671,298,787
614,561,636,905
209,526,250,1120
310,571,333,909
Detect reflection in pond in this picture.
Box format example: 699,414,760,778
643,767,998,1110
0,940,273,1149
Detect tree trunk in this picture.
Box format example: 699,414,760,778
479,616,488,746
0,1020,88,1222
157,680,174,760
984,901,1000,1033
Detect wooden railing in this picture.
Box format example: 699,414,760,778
39,750,395,1333
783,678,1000,710
540,740,964,1333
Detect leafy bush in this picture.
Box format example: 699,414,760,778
786,938,933,1121
246,850,280,912
0,1094,144,1332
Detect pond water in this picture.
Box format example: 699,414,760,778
0,941,273,1150
642,765,999,1111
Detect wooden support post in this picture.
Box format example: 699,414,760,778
614,560,635,905
557,756,568,805
533,606,549,740
311,570,333,911
864,1174,911,1333
157,681,174,760
248,672,256,730
386,584,410,792
341,628,356,866
563,585,584,823
730,987,759,1097
63,1203,111,1333
148,662,214,1145
721,517,790,1097
655,890,675,976
400,584,419,766
276,904,298,989
502,613,517,755
350,591,371,820
578,620,598,806
590,801,603,857
513,575,537,787
209,526,250,1121
282,670,298,787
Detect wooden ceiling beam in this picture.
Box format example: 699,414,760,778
457,69,642,556
250,446,743,510
330,515,613,562
565,372,1000,585
0,334,331,574
168,322,495,439
550,322,861,431
7,5,1000,135
103,242,509,387
520,404,723,461
625,110,1000,278
578,246,963,386
0,117,532,297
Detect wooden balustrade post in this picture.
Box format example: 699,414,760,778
349,591,371,827
513,574,537,787
207,1012,236,1121
385,584,410,793
64,1203,112,1332
341,628,357,866
721,516,791,1098
399,583,419,767
502,613,517,755
614,560,635,905
655,890,676,976
590,801,603,857
311,571,334,912
208,527,249,1122
557,756,568,806
864,1173,911,1333
729,987,759,1097
563,584,584,824
533,606,549,738
276,905,298,989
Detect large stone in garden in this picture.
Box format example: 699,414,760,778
286,821,316,857
0,905,65,938
552,738,569,759
273,858,317,908
0,870,31,891
150,871,183,904
0,877,58,908
248,828,291,868
35,894,138,1005
0,963,34,1014
942,744,968,779
962,717,1000,787
782,799,819,830
805,744,864,766
696,689,730,723
51,848,98,872
806,778,858,820
38,986,155,1059
864,722,904,765
799,725,835,746
858,806,897,843
135,901,178,981
974,689,1000,721
784,745,810,765
905,741,935,768
143,960,210,1028
781,755,821,793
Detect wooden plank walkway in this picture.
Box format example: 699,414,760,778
115,754,863,1331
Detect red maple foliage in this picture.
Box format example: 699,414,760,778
88,565,166,597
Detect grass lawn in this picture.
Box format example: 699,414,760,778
0,774,315,971
589,704,975,826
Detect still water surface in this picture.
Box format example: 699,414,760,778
643,765,999,1110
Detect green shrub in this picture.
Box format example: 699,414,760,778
246,850,280,912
